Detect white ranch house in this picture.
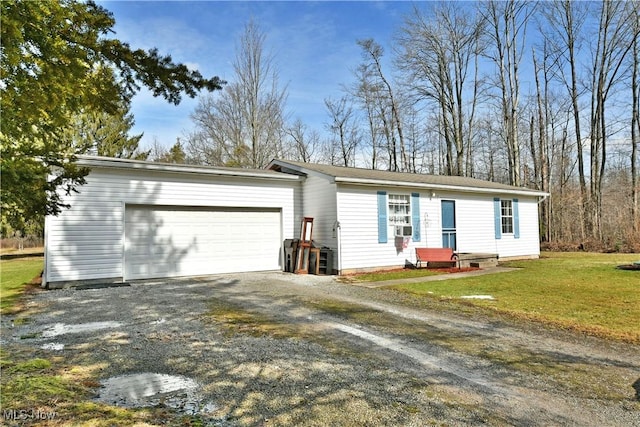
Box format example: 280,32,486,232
44,156,548,287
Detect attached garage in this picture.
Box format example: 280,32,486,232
124,206,282,280
44,156,301,287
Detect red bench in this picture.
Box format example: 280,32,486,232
415,248,458,268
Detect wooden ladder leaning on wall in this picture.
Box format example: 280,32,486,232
295,217,314,274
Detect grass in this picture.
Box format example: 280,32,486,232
213,296,635,402
0,348,202,426
0,257,197,426
206,297,374,360
0,246,44,255
207,298,300,339
0,257,44,314
305,297,639,403
390,252,640,342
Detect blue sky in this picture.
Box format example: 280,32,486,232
102,1,422,150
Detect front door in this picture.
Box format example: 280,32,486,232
441,200,457,250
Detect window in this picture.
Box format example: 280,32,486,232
388,194,412,236
493,197,520,239
377,191,420,243
501,199,514,234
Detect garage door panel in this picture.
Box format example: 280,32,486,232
125,206,281,280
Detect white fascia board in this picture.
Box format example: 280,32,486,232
268,160,334,182
78,156,301,182
334,177,549,198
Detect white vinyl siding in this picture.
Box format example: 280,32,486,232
45,167,299,284
299,174,338,257
444,194,539,258
451,194,499,253
336,185,541,271
494,197,539,257
337,185,425,270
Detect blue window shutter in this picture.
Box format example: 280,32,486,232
377,191,387,243
493,198,502,240
513,198,520,239
411,192,420,242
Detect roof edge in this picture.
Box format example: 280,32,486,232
270,159,548,197
78,155,301,181
267,159,334,180
334,176,549,197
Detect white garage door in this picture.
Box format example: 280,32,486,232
124,205,282,280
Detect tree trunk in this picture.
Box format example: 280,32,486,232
632,9,639,232
483,0,529,186
562,0,589,240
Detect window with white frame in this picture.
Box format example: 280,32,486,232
388,194,412,236
501,199,514,234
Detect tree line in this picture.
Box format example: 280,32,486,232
2,0,638,252
174,1,639,251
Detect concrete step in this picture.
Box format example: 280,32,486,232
456,253,499,268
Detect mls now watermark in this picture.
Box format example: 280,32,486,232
3,409,57,421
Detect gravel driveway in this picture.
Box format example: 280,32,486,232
3,272,639,426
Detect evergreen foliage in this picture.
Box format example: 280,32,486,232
0,0,223,233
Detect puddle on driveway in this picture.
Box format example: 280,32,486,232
41,321,122,338
94,373,217,415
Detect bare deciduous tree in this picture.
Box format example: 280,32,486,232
188,21,287,168
324,96,360,167
481,0,536,186
285,118,320,163
586,0,637,239
357,38,408,172
350,64,385,169
396,3,484,177
630,2,639,232
531,41,555,242
543,0,589,238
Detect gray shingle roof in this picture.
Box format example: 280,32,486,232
270,159,547,196
77,155,299,181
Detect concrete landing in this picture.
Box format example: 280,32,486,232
456,253,499,268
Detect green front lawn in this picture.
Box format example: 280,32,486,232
390,252,640,342
0,257,43,314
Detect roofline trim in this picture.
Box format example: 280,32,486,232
335,176,549,197
269,159,548,197
78,156,301,181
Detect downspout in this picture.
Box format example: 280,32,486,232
333,220,342,274
423,212,430,248
333,180,341,275
43,215,49,289
537,193,550,256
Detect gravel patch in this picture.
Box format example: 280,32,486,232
2,271,639,426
